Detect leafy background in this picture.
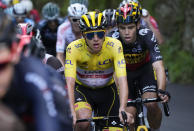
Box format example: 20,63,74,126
32,0,194,84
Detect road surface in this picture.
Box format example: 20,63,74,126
160,83,194,131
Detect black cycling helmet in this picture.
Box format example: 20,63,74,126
0,11,16,48
117,2,142,24
42,2,60,20
79,11,107,32
102,9,117,28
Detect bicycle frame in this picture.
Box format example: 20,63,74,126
76,112,129,131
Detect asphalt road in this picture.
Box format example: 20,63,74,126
160,83,194,131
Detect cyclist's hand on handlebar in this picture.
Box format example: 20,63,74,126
158,89,171,103
119,109,134,125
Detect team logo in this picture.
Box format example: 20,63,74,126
65,60,73,65
151,34,157,42
75,43,82,48
106,41,114,47
98,59,112,65
118,46,123,53
117,59,126,68
66,47,71,53
76,98,82,101
139,28,149,36
154,44,160,53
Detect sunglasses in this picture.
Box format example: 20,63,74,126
71,18,80,22
84,30,105,40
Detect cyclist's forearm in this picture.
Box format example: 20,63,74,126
66,77,76,114
117,76,128,109
153,61,166,90
56,53,65,67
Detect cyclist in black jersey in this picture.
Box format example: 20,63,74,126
0,11,72,131
37,2,64,56
113,2,170,131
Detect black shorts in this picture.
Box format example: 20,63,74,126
74,83,121,127
127,62,157,106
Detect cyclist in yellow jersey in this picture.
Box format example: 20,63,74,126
65,11,134,130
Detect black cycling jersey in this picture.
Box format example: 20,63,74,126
37,18,64,56
2,56,72,131
110,26,163,105
110,26,162,71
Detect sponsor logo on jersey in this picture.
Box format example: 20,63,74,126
75,43,82,48
118,46,123,53
65,60,73,65
83,70,105,74
154,44,160,53
117,59,126,68
106,41,114,47
151,34,157,42
156,56,162,60
124,52,147,64
139,28,149,36
66,47,71,53
76,98,82,101
98,59,112,65
80,62,88,68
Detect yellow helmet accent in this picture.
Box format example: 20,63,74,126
117,1,142,23
82,15,90,28
12,0,20,5
79,11,107,32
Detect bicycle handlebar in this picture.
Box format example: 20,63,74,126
76,116,119,123
127,97,170,117
121,111,130,131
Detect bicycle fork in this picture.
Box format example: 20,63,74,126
136,105,148,131
136,98,148,131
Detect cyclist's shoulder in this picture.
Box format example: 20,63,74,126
138,26,153,37
65,39,85,60
107,27,119,39
37,19,47,29
105,36,122,47
67,38,85,49
17,56,47,74
138,26,157,45
57,17,65,24
58,20,71,32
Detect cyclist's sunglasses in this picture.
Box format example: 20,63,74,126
84,30,105,40
70,18,80,22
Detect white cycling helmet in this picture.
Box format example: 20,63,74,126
1,0,12,6
13,3,27,16
42,2,60,20
20,0,33,12
67,3,88,18
69,0,89,7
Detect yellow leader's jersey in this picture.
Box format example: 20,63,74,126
65,37,126,89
